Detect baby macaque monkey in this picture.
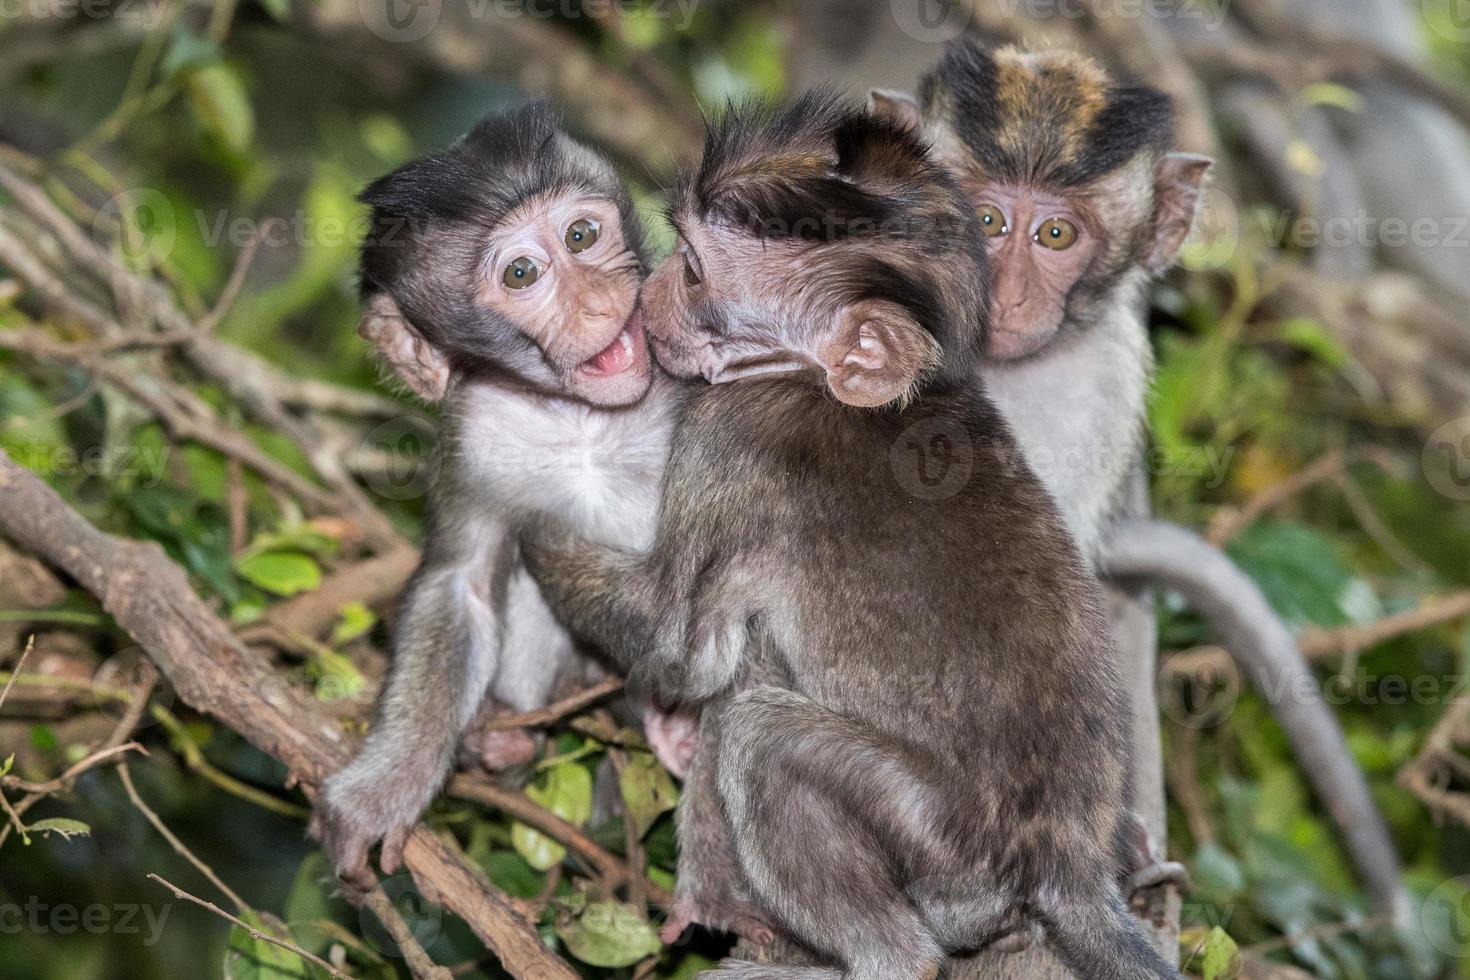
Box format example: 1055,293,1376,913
522,92,1182,980
870,39,1408,923
313,105,684,894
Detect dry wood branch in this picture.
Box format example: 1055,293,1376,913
0,158,408,552
242,547,420,644
0,449,578,980
1400,692,1470,827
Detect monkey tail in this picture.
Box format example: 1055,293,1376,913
1038,891,1182,980
1101,518,1412,929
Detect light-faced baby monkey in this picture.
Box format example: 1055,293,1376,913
521,92,1183,980
313,104,686,894
870,39,1409,923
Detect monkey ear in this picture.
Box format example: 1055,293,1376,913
822,300,940,408
358,293,451,402
1144,152,1213,275
867,89,923,133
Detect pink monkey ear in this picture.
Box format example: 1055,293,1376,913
867,89,923,133
1145,153,1213,275
357,293,450,402
822,300,940,409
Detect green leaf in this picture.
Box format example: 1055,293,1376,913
1227,521,1381,629
185,62,255,155
330,601,377,646
282,853,334,955
236,551,321,597
554,900,662,968
25,817,91,841
1200,926,1241,980
309,648,365,703
618,751,679,839
223,910,312,980
1275,317,1349,368
257,0,290,22
1189,843,1246,903
512,762,594,871
479,850,546,900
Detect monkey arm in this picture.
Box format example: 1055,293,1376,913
520,518,748,707
316,510,509,893
518,518,667,676
1100,518,1411,927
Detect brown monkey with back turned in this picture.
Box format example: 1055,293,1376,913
521,91,1183,980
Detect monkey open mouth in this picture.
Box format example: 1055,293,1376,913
576,311,646,378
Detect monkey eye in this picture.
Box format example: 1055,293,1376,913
502,255,541,289
565,218,600,253
1035,217,1078,250
976,204,1008,238
683,253,702,287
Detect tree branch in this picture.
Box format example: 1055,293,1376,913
0,448,578,980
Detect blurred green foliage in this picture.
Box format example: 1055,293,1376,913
1,3,1469,979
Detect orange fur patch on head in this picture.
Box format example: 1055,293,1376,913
991,47,1110,176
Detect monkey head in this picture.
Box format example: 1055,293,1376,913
640,91,990,408
871,40,1211,362
357,103,652,406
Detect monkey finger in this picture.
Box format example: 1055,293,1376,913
380,825,411,876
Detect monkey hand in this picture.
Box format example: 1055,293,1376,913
313,763,421,903
642,706,700,778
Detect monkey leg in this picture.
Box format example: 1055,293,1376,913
714,687,957,980
1102,518,1411,927
664,705,775,947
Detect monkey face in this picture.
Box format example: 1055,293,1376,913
965,184,1101,361
477,193,652,406
642,220,941,409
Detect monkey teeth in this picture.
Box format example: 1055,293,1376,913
578,317,643,378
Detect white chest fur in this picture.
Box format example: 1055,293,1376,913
450,377,678,551
981,278,1152,560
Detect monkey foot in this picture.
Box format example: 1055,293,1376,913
1126,859,1191,899
642,707,699,778
659,900,776,948
473,728,539,772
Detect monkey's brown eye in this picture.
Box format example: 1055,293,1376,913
976,204,1008,237
502,256,541,289
565,218,600,253
1035,218,1078,250
683,253,701,287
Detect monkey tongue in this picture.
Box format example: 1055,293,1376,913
578,314,643,377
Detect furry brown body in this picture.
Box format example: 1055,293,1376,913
523,93,1181,980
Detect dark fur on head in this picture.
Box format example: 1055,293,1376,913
674,90,991,392
921,39,1172,187
357,102,646,372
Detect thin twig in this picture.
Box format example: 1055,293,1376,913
487,677,625,731
124,764,249,913
147,872,355,980
360,888,454,980
2,742,144,795
199,234,260,333
1246,913,1389,955
0,635,35,712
